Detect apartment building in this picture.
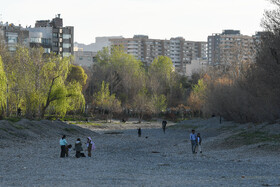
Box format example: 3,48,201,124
74,51,97,67
0,15,74,57
207,30,255,65
0,22,29,52
28,14,74,57
110,35,207,75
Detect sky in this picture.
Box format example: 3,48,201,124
0,0,274,44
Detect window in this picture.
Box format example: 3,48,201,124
63,52,71,57
63,43,71,48
42,38,51,45
63,34,71,39
8,46,16,52
44,48,51,53
7,36,17,44
30,38,41,43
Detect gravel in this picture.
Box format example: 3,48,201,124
0,118,279,187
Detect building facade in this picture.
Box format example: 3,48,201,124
110,35,207,75
207,30,254,65
74,51,97,67
0,22,29,52
29,14,74,57
0,15,74,57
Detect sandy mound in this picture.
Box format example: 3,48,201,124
0,119,98,142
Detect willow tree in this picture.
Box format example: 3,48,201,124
0,56,7,116
39,55,69,118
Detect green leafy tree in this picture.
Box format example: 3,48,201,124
94,81,121,121
149,56,175,97
188,79,206,115
133,89,154,123
0,56,7,115
152,94,167,114
66,65,88,86
88,46,145,110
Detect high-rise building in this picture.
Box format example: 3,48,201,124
28,14,74,57
0,22,29,52
207,30,254,65
110,35,207,75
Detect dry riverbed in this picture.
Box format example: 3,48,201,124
0,118,279,186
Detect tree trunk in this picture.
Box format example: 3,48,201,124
40,76,59,119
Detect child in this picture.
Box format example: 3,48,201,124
65,144,72,157
86,137,95,157
196,133,202,153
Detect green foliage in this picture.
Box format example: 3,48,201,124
225,131,280,145
188,79,206,113
192,79,206,96
92,46,145,109
94,81,121,114
152,94,167,113
0,45,86,118
150,56,174,81
0,56,7,113
67,65,87,86
4,117,21,123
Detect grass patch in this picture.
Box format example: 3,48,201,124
169,123,198,130
12,124,27,130
219,125,238,131
72,121,102,126
63,116,88,121
4,117,21,123
0,128,8,132
64,128,78,133
174,118,190,123
225,131,280,145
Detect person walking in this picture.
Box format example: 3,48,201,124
162,120,167,134
196,133,202,153
59,135,67,158
190,130,197,154
86,137,95,157
138,128,142,137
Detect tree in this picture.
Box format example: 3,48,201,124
0,56,7,116
152,94,167,114
94,81,121,121
133,89,154,123
87,46,145,110
66,65,87,86
149,56,174,96
188,79,206,115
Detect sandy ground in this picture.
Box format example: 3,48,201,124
0,118,279,187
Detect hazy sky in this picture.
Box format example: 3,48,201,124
0,0,273,44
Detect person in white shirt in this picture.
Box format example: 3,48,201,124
190,130,197,154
